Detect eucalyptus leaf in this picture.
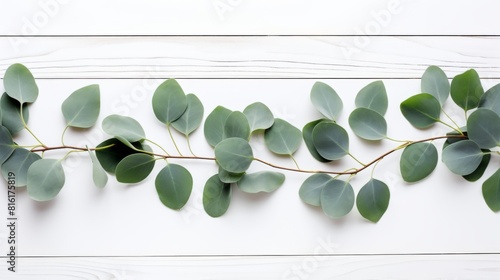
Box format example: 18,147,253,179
204,106,232,147
400,93,441,129
171,93,204,136
1,93,29,135
479,83,500,116
243,102,274,132
264,118,302,155
299,173,333,207
442,140,483,175
0,126,15,165
61,84,100,128
88,149,108,188
224,111,250,140
310,82,343,120
463,151,491,182
237,171,285,193
400,142,438,182
450,69,484,111
215,138,253,173
152,79,188,124
203,174,232,217
95,138,144,173
155,164,193,210
421,65,450,106
348,108,387,140
3,63,38,104
218,166,244,183
312,121,349,160
115,153,155,184
27,159,65,201
320,179,355,219
302,119,331,162
482,168,500,212
467,109,500,149
356,179,390,223
1,148,41,187
355,80,388,116
102,114,145,142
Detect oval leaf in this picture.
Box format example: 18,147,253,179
61,84,100,128
348,108,387,140
102,115,145,142
400,93,441,129
356,179,390,223
215,138,253,173
467,109,500,149
421,65,450,106
450,69,484,111
355,80,388,116
115,153,156,184
218,166,244,183
88,149,108,188
302,119,331,162
0,126,15,165
1,93,29,135
237,171,285,193
203,174,232,217
171,93,204,136
27,159,65,201
480,83,500,117
310,82,343,120
95,138,144,173
442,140,483,175
155,164,193,210
152,79,188,124
400,142,438,182
3,63,38,104
224,111,250,140
1,148,41,187
204,106,232,147
312,122,349,160
463,151,491,182
320,179,355,219
482,168,500,212
299,173,333,207
243,102,274,132
264,118,302,155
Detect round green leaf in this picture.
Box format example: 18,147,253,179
355,80,388,116
155,164,193,210
482,168,500,212
102,115,145,142
95,138,144,174
218,166,244,183
243,102,274,132
27,159,65,201
320,179,355,219
152,79,188,124
171,93,204,136
450,69,484,111
264,118,302,155
203,174,232,218
0,126,15,165
400,142,438,182
299,173,333,206
302,119,331,162
480,83,500,117
237,171,285,193
88,149,108,188
463,151,491,182
204,106,232,147
3,63,38,104
115,153,156,184
312,122,349,160
310,82,343,120
400,93,441,129
61,84,100,128
442,140,483,175
356,179,390,223
348,108,387,140
421,65,450,106
224,111,250,140
215,138,253,173
1,148,41,187
467,109,500,149
1,93,29,135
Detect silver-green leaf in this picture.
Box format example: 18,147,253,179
0,126,15,165
215,138,253,173
355,80,388,116
224,111,250,140
102,114,145,142
243,102,274,132
479,83,500,117
264,118,302,155
88,149,108,188
115,153,155,184
299,173,333,207
61,84,100,128
482,168,500,212
442,140,483,175
1,93,29,135
3,63,38,104
450,69,484,112
400,93,441,129
302,119,331,162
27,159,65,201
203,174,232,218
348,108,387,141
312,121,349,160
204,106,232,147
1,148,41,187
467,109,500,149
421,65,450,106
320,179,355,219
152,79,188,124
155,164,193,210
400,142,438,182
356,179,390,223
171,93,204,136
237,171,285,193
310,82,343,120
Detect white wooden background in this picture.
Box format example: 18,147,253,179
1,0,500,279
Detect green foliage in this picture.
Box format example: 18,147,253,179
171,94,204,136
243,102,274,132
482,168,500,212
0,126,15,165
204,106,232,147
348,108,387,140
61,85,100,128
302,119,331,162
299,174,333,207
203,175,232,217
152,79,188,125
3,63,38,104
102,115,146,142
467,109,500,149
442,140,483,175
450,69,484,112
400,93,441,129
215,138,253,173
237,171,285,193
224,111,250,140
312,121,349,160
1,148,41,187
264,118,302,155
463,151,491,182
421,65,450,106
320,179,355,219
356,179,390,223
480,83,500,116
310,82,343,120
88,149,108,188
115,153,156,183
1,93,29,135
95,138,144,173
27,159,65,201
155,164,193,210
355,80,388,116
400,143,438,182
218,166,244,183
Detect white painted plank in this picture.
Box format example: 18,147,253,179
0,255,500,279
0,0,498,35
1,36,500,79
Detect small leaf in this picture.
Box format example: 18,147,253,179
203,175,232,217
61,84,100,128
264,118,302,155
1,148,41,187
320,179,355,219
450,69,484,111
95,138,144,173
421,65,450,106
3,63,38,104
312,121,349,160
0,126,15,165
171,93,204,136
155,164,193,210
303,119,331,162
224,111,250,140
482,168,500,212
310,82,343,120
102,115,145,142
237,171,285,193
1,93,29,135
442,140,483,175
400,93,441,129
152,79,188,124
115,153,156,184
88,149,108,188
400,142,438,182
467,109,500,149
357,179,390,223
204,106,232,147
480,83,500,116
218,166,244,183
355,80,388,116
27,159,65,201
243,102,274,132
463,151,491,182
348,108,387,140
215,138,253,173
299,173,333,206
